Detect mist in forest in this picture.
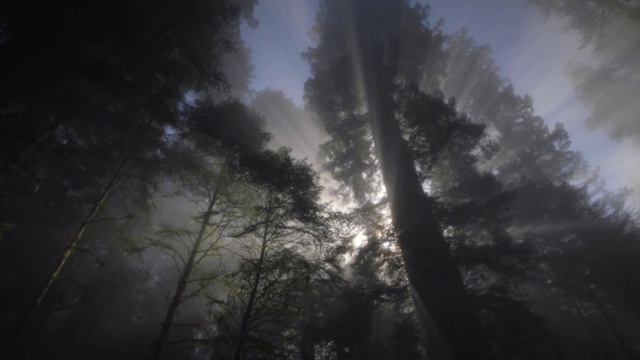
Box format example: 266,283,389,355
1,0,639,359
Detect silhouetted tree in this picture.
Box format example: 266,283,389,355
146,98,273,359
209,149,333,360
528,0,640,145
0,0,257,356
304,1,496,358
433,23,640,359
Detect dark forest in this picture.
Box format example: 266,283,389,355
1,0,639,359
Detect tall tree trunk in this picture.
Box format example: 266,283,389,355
299,274,315,360
149,181,223,360
361,44,496,359
35,152,132,308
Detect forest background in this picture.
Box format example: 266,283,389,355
1,0,640,359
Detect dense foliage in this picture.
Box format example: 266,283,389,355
1,0,639,359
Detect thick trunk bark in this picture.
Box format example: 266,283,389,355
362,46,495,359
149,182,222,360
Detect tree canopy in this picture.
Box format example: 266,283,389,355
1,0,640,359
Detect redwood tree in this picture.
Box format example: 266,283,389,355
304,1,495,358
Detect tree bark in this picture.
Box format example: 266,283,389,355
361,44,496,359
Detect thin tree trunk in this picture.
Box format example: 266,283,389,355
0,151,131,357
573,300,610,360
233,213,270,360
299,274,315,360
589,288,639,360
556,242,639,360
149,181,223,360
361,44,495,359
35,152,131,308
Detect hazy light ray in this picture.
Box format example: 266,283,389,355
511,11,640,197
240,0,318,106
241,0,640,205
343,2,367,114
257,93,327,165
425,0,640,204
464,82,501,123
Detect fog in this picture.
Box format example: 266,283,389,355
244,0,640,203
1,0,640,359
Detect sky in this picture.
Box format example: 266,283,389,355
240,0,640,205
241,0,318,106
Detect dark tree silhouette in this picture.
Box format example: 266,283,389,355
432,22,640,359
208,149,334,360
0,0,257,356
528,0,640,145
304,1,496,358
